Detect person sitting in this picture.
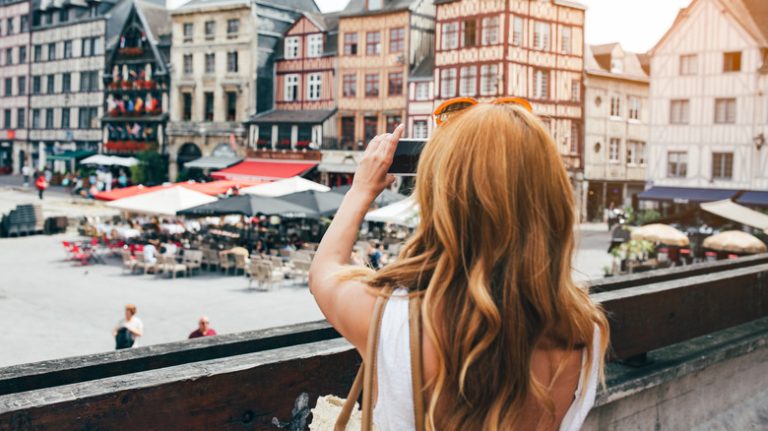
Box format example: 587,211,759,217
143,240,158,263
310,111,608,430
188,316,217,339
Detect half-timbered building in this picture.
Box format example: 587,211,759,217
406,52,434,138
644,0,768,210
336,0,435,149
433,0,586,188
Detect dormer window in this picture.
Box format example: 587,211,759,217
368,0,382,10
610,58,623,73
285,37,300,59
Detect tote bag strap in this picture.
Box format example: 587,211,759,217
335,286,392,431
409,293,426,431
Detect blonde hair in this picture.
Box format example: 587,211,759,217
345,104,609,430
125,304,137,315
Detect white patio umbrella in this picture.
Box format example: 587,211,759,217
240,176,329,197
630,223,689,246
80,155,139,167
364,197,419,228
703,230,767,254
107,186,217,216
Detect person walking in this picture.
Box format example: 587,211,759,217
21,164,31,187
310,109,608,430
112,304,143,349
188,316,217,339
34,173,47,200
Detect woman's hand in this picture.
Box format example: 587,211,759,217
350,124,404,200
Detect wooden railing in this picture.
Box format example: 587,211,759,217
1,255,767,430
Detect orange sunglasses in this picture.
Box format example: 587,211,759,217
433,97,533,126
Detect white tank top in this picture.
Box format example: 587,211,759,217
373,289,602,431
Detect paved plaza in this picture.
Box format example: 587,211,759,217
0,185,612,368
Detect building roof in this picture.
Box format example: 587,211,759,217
342,0,419,17
304,11,339,32
248,109,337,124
434,0,585,9
409,52,434,80
174,0,249,12
585,43,649,83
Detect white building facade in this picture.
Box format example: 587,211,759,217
0,0,31,174
583,43,649,221
645,0,768,207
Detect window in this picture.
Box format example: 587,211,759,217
479,64,498,96
59,8,68,23
440,68,457,98
78,107,97,129
45,109,53,128
205,21,215,40
183,54,193,75
415,82,429,100
670,99,690,124
386,115,401,133
463,19,477,47
88,5,98,18
389,27,404,53
47,42,55,60
388,72,403,96
227,19,239,37
17,108,25,128
610,95,621,117
667,151,688,178
533,21,550,50
628,96,641,120
626,140,646,165
33,45,41,62
341,116,355,145
205,53,215,74
6,17,13,34
570,80,580,102
32,109,40,129
366,31,381,55
533,69,548,99
62,72,71,93
714,98,736,124
182,93,192,121
307,73,322,100
3,110,9,129
308,34,323,57
365,73,379,97
32,76,41,94
4,78,11,96
285,37,300,59
17,76,25,95
344,33,358,55
459,66,477,96
441,22,459,50
570,122,580,154
204,92,214,121
61,107,70,129
481,16,500,45
80,71,98,92
612,58,623,73
81,37,101,57
608,138,620,162
368,0,382,10
284,74,299,101
723,52,741,72
561,26,571,54
20,15,28,32
712,152,733,179
226,91,237,121
512,16,523,46
5,48,12,65
413,120,428,139
19,46,26,64
680,54,697,75
44,11,52,25
364,116,378,141
183,23,193,42
63,40,72,59
227,51,238,73
46,74,54,94
343,74,356,97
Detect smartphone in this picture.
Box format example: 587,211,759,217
388,138,427,175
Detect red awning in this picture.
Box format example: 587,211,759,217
211,159,318,181
94,185,159,201
183,180,264,195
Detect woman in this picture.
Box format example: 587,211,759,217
309,105,608,430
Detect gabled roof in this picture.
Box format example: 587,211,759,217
342,0,420,17
585,43,649,83
104,0,171,75
435,0,585,9
650,0,768,56
303,11,339,32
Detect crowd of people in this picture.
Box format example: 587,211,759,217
113,303,217,350
21,164,132,199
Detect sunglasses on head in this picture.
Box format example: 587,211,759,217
433,97,533,126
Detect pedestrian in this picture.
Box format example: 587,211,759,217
112,303,143,349
34,173,47,200
188,316,217,339
21,164,31,187
367,242,383,270
310,110,608,429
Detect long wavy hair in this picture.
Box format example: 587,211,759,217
345,104,609,430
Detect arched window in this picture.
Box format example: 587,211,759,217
177,143,202,170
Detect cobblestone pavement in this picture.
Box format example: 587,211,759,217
0,182,612,367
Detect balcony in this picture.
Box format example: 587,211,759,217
104,140,152,153
0,255,766,429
